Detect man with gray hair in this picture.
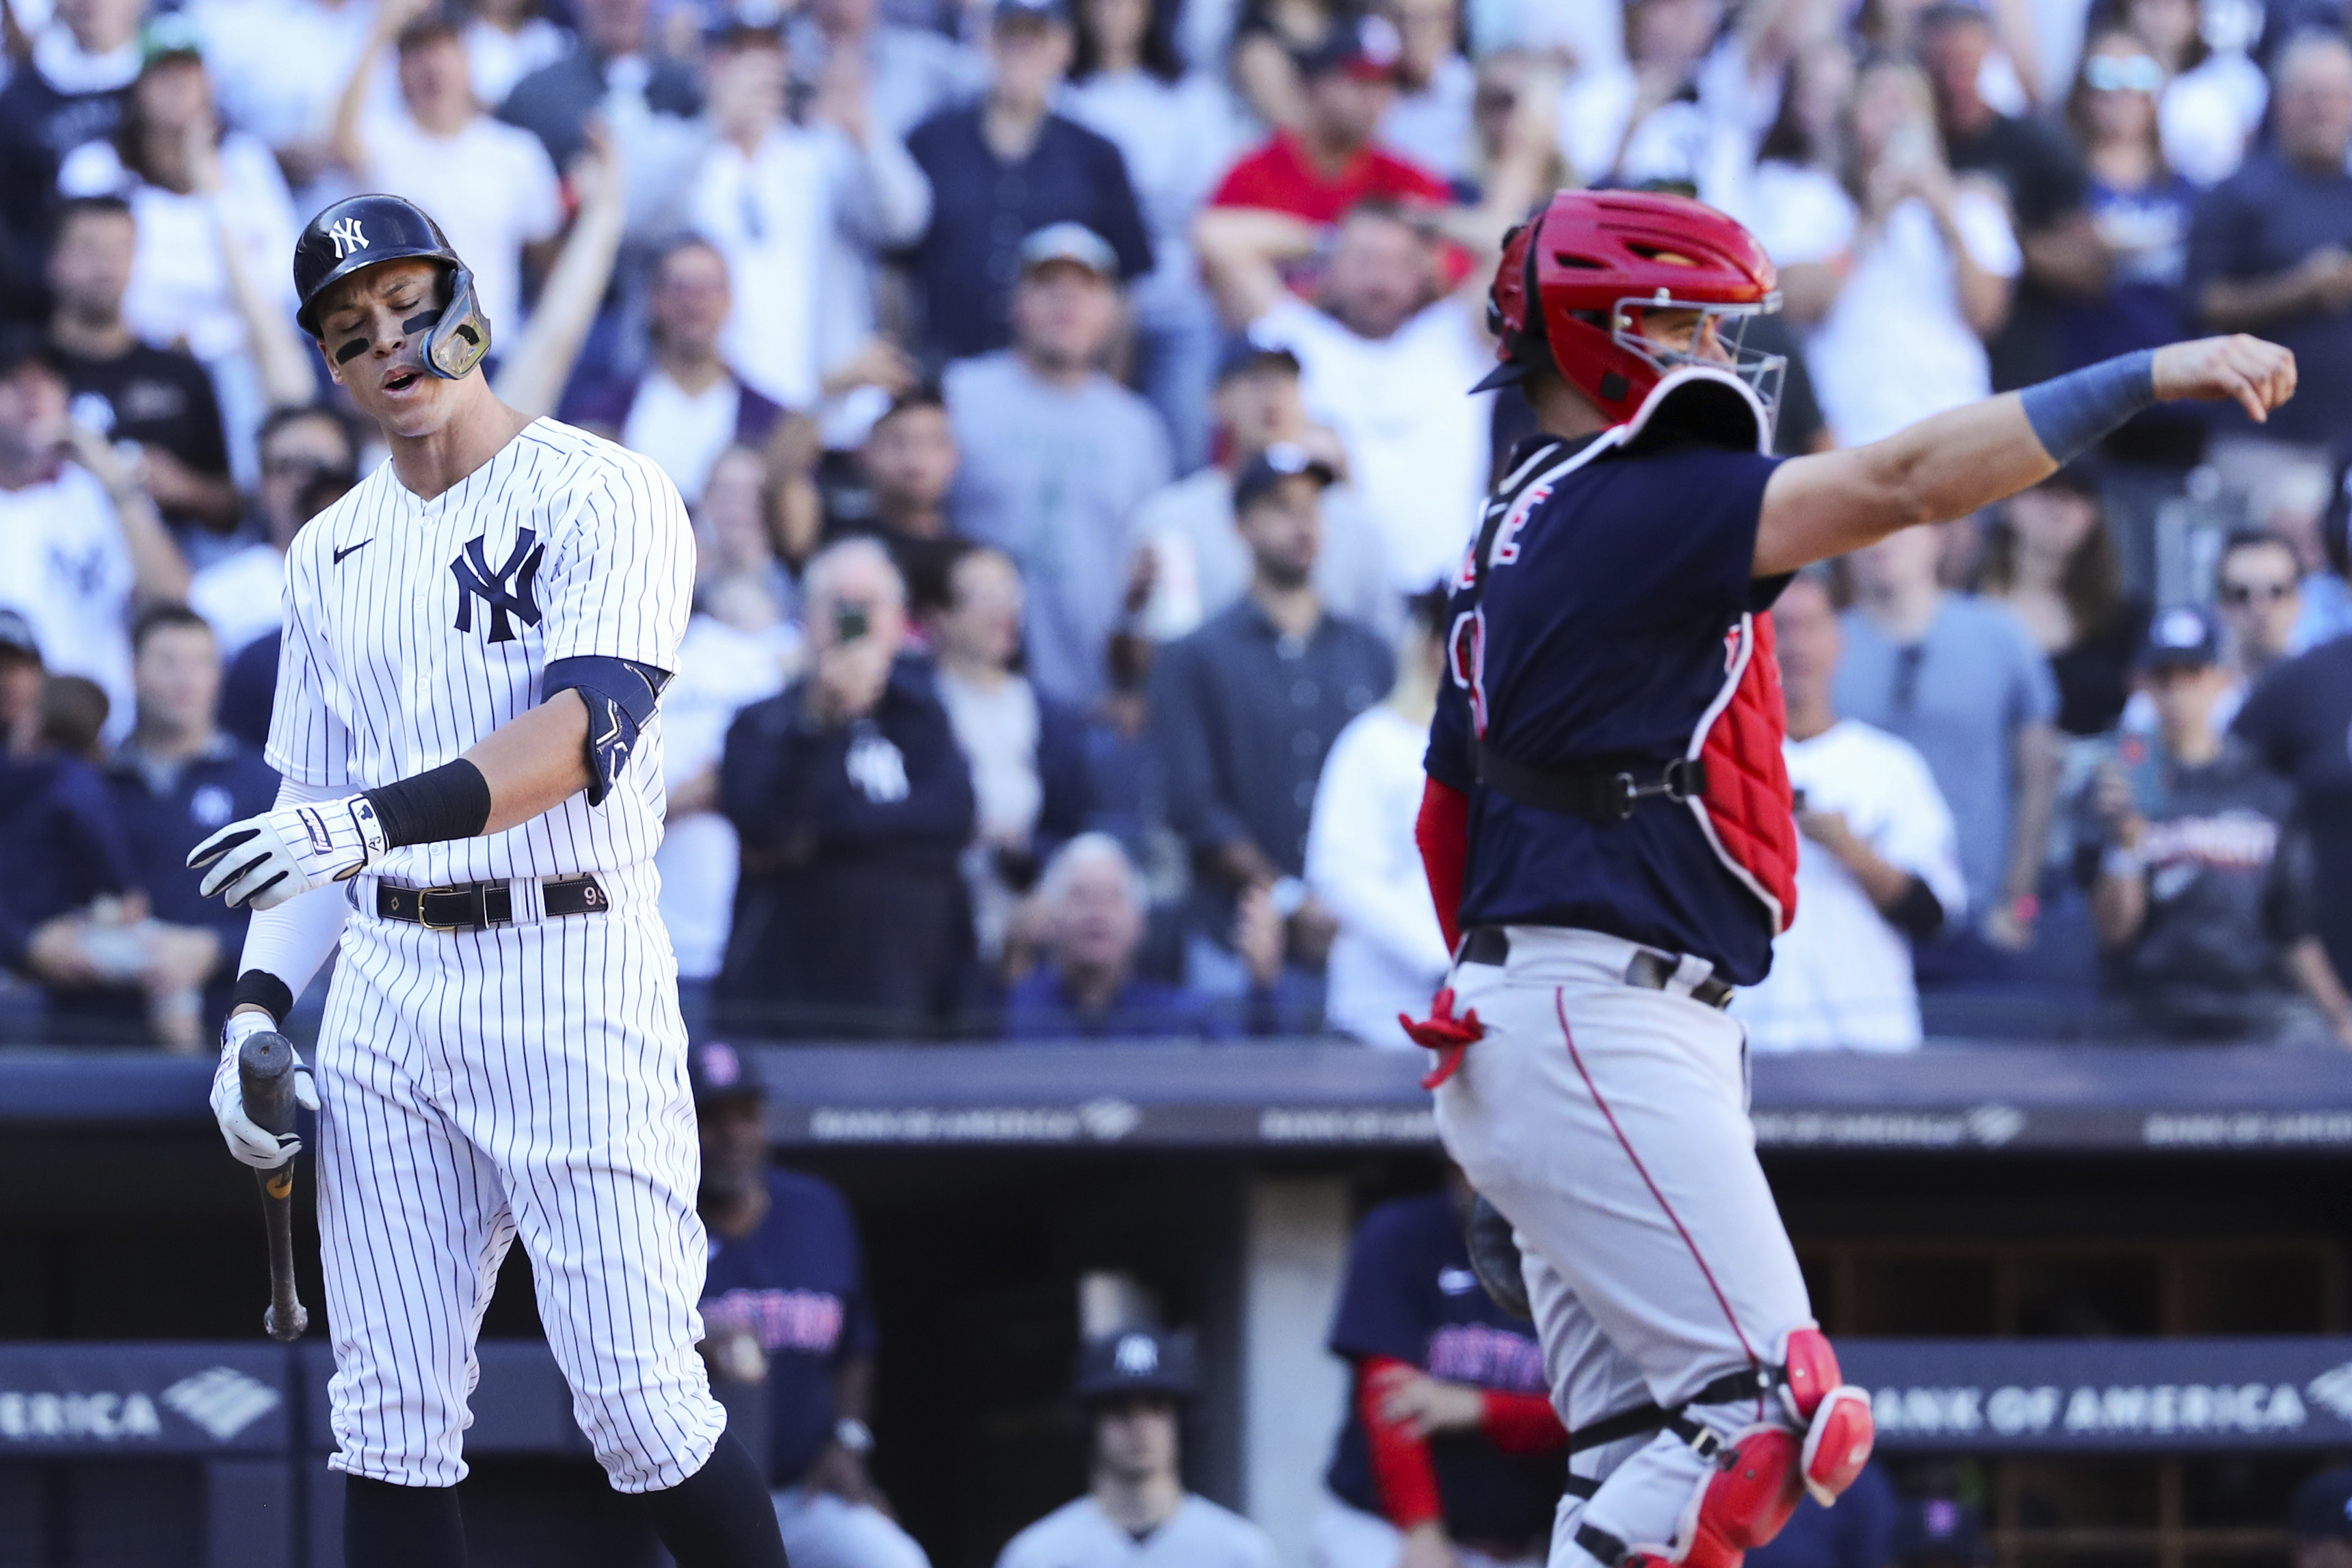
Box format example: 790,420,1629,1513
2190,31,2352,503
719,537,976,1037
1003,832,1283,1039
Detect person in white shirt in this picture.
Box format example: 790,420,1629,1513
464,0,572,111
187,404,362,659
996,1329,1278,1568
0,334,190,743
1803,58,2020,448
1306,585,1453,1046
690,21,932,413
1195,202,1496,596
1734,572,1967,1053
1380,0,1477,177
332,0,568,345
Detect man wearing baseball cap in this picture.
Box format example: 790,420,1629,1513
2080,603,2352,1043
996,1329,1277,1568
692,1041,931,1568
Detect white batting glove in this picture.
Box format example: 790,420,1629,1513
187,794,388,910
211,1011,319,1170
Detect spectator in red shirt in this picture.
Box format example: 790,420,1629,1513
1208,14,1452,227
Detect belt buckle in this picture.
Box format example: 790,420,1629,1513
416,884,477,933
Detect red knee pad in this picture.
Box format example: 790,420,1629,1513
1681,1427,1803,1563
1777,1329,1876,1506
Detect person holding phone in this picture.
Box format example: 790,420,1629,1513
717,537,977,1038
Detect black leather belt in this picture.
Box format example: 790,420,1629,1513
1477,743,1707,822
375,874,609,932
1458,927,1734,1009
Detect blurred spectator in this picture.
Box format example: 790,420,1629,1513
2083,604,2349,1044
1316,1170,1563,1568
995,1329,1278,1568
1131,343,1393,641
1555,0,1724,191
831,386,960,550
561,239,786,504
2215,529,2305,700
2126,0,2266,188
903,0,1153,362
47,194,239,539
787,0,987,142
719,538,975,1038
2188,32,2352,466
1736,572,1965,1053
688,22,932,412
1227,0,1357,132
1728,39,1857,321
0,331,189,744
1063,0,1235,470
57,32,313,492
2057,27,2204,590
1979,468,2144,738
0,623,135,1038
331,0,567,349
919,542,1092,966
464,0,571,110
1839,524,2061,966
1806,58,2018,448
0,0,142,321
1460,49,1570,202
1747,1463,1900,1568
1211,16,1453,227
1304,584,1449,1048
1198,202,1493,593
691,1042,929,1567
501,0,700,175
191,0,388,197
2232,607,2352,1031
1151,444,1390,998
1918,2,2100,392
1002,832,1280,1038
41,673,114,763
190,404,359,660
101,604,278,1050
2288,1469,2352,1568
944,225,1172,708
1379,0,1476,179
659,468,800,1037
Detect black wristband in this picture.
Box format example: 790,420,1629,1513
1887,877,1946,942
364,758,493,849
230,969,295,1028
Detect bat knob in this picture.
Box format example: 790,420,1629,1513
265,1303,309,1342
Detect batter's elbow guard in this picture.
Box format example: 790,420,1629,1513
544,656,670,806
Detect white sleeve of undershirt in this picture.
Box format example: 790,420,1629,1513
235,778,352,1011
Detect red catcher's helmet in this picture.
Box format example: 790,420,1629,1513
1476,189,1785,435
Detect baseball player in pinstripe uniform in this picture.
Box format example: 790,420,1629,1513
187,195,791,1568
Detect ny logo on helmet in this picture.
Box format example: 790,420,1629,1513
328,218,368,259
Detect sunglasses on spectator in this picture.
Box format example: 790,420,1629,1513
2084,54,2164,94
2219,579,2296,604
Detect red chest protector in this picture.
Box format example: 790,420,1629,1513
1689,609,1798,934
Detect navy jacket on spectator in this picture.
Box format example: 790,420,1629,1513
717,659,977,1037
0,65,127,323
1001,966,1237,1040
2186,153,2352,448
0,751,131,972
220,630,279,752
1150,599,1391,922
105,735,280,1025
902,107,1153,360
497,46,701,169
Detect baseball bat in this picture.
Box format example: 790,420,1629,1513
239,1032,310,1342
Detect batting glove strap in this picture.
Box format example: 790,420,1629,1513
188,794,388,911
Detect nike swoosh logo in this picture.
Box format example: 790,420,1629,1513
333,540,372,565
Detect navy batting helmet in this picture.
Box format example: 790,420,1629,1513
293,194,490,380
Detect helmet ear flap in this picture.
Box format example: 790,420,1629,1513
423,265,492,380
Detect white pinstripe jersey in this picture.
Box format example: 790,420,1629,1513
265,417,693,886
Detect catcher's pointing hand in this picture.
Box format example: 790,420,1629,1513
187,795,388,910
2154,335,2297,423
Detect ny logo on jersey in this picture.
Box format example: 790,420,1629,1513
327,217,368,258
451,529,545,643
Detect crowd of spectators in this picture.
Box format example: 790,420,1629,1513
5,0,2352,1050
